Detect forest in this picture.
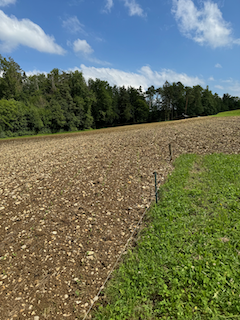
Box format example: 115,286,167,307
0,55,239,138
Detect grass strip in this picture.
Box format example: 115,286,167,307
93,153,240,320
212,109,240,117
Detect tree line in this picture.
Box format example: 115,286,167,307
0,55,239,138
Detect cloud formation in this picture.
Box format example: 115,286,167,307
215,63,222,68
62,16,86,34
215,85,224,90
172,0,240,48
69,39,110,65
104,0,113,12
122,0,145,17
218,78,240,96
0,10,65,54
0,0,16,6
228,82,240,95
104,0,145,17
76,64,204,90
73,39,93,54
26,70,47,77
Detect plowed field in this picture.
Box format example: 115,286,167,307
0,117,239,320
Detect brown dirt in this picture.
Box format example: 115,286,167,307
0,116,239,320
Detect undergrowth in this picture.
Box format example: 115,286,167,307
93,153,240,319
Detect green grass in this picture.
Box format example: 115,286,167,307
93,153,240,320
212,109,240,117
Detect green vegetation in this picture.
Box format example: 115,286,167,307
212,109,240,117
0,55,240,138
94,154,240,319
0,126,95,141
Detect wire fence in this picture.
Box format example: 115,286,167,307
83,204,150,320
82,143,173,319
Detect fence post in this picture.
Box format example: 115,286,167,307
169,143,173,161
153,171,158,204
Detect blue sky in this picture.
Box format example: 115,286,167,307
0,0,240,97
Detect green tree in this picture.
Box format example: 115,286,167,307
149,87,162,122
0,56,24,100
56,71,78,131
25,104,44,133
146,85,156,112
88,78,117,128
202,86,217,115
111,85,120,125
222,94,240,111
127,86,148,123
160,81,173,121
118,86,133,123
0,99,29,136
46,99,66,132
171,82,185,119
134,99,149,122
70,71,94,129
22,73,48,109
184,86,194,116
188,85,203,116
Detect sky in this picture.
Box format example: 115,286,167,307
0,0,240,97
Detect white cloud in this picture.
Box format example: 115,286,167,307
215,85,224,90
122,0,145,17
215,63,222,68
70,39,110,65
209,76,214,81
0,0,16,6
87,57,111,66
104,0,113,12
227,81,240,95
102,0,145,17
0,10,65,54
221,78,232,83
213,79,240,95
79,64,148,88
233,39,240,45
172,0,240,48
62,16,86,34
140,65,204,88
25,70,47,77
73,39,93,54
74,64,204,90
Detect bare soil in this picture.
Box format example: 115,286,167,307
0,117,239,320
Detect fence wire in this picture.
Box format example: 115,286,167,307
82,201,153,320
82,145,173,319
